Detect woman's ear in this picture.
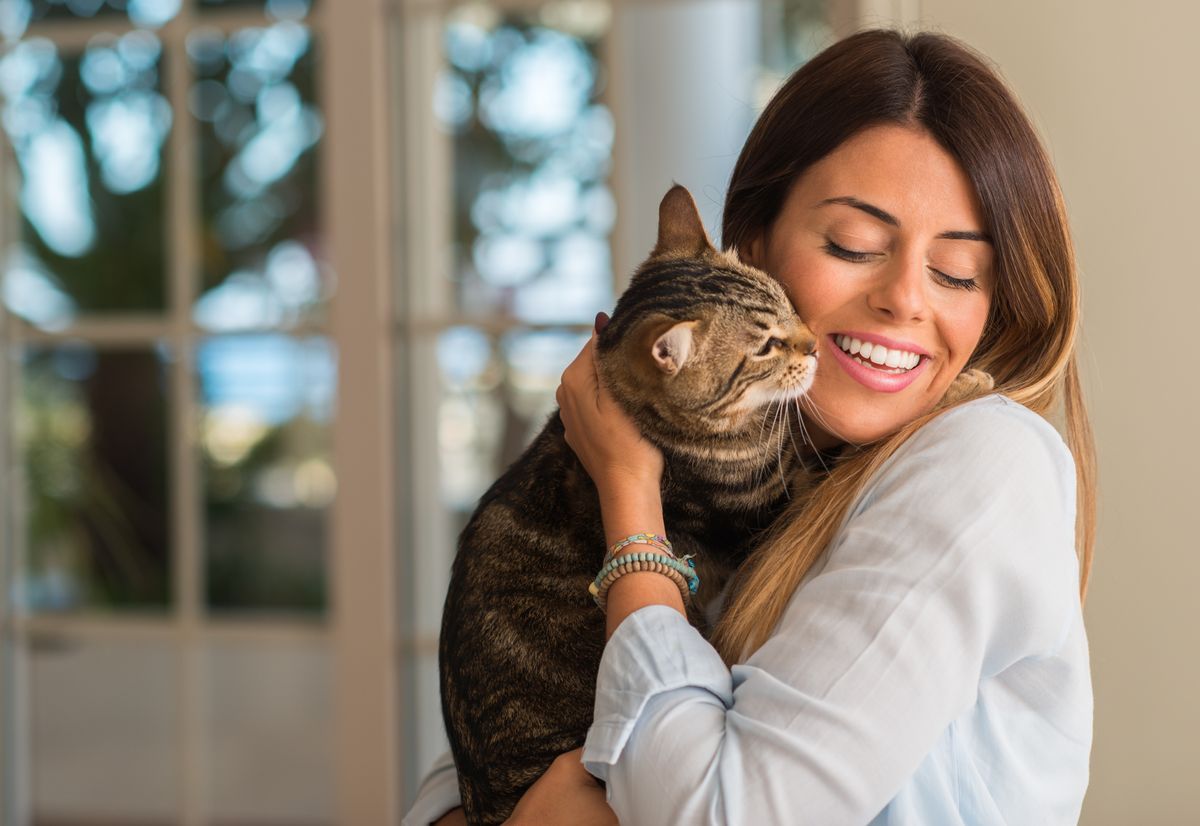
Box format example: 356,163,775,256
741,231,766,270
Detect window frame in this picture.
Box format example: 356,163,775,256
0,1,402,822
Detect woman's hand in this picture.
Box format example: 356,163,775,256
560,314,679,637
504,748,617,826
556,314,664,501
432,807,466,826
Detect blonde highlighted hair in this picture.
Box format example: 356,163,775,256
711,29,1096,665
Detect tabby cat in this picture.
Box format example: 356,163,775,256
438,184,821,825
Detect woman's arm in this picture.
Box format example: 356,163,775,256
555,328,682,639
560,337,1084,823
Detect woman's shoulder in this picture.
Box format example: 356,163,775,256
804,392,1083,673
856,393,1077,515
833,393,1082,660
899,393,1072,475
914,392,1067,453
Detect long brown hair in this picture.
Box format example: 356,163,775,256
711,29,1096,664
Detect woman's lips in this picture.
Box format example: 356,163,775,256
826,334,928,393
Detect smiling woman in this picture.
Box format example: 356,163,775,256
711,26,1095,672
493,27,1093,826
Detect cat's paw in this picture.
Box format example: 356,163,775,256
941,368,994,406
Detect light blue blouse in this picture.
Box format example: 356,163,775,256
404,394,1093,825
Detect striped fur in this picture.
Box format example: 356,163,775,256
439,186,817,825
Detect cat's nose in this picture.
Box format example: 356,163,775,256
788,321,818,356
792,331,820,355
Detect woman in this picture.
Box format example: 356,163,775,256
407,27,1095,825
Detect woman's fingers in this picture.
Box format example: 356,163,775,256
555,323,664,491
560,333,600,413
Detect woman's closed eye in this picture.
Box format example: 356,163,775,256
930,269,980,291
822,239,980,292
823,239,875,263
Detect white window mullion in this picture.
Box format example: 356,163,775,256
1,80,32,826
162,5,208,823
324,0,401,820
391,0,456,799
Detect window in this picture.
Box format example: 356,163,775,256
0,0,399,822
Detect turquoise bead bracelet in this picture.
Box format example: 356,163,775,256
594,551,698,592
602,533,674,569
588,550,700,610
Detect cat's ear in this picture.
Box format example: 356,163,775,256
651,184,715,258
651,321,697,375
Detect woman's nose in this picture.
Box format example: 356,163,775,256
866,253,929,323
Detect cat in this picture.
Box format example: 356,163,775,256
438,184,822,825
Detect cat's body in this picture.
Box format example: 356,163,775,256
439,186,820,825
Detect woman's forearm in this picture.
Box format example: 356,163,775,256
433,808,466,826
598,478,684,640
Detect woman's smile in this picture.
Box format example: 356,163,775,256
826,332,930,392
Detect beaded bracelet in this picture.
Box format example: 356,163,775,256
601,532,675,569
611,532,674,555
588,551,699,611
590,554,689,611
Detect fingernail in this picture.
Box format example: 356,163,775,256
594,311,610,332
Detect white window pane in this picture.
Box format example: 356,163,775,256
203,638,333,825
31,637,178,824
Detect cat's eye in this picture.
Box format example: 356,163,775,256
756,337,785,356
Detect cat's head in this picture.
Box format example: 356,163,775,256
597,185,817,440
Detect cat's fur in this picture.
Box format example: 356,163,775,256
438,185,820,825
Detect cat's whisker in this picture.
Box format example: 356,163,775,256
791,398,829,475
748,393,787,489
800,395,863,450
753,392,783,492
753,395,781,490
756,391,777,448
783,399,807,468
771,390,790,500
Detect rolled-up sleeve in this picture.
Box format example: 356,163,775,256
582,397,1081,824
401,750,461,826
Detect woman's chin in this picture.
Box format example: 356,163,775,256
799,388,922,447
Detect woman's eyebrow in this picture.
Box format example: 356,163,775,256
815,196,993,244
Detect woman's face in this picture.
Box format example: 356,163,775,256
744,124,995,447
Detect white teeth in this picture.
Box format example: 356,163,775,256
835,335,922,372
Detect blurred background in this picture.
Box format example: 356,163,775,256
0,0,1193,823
